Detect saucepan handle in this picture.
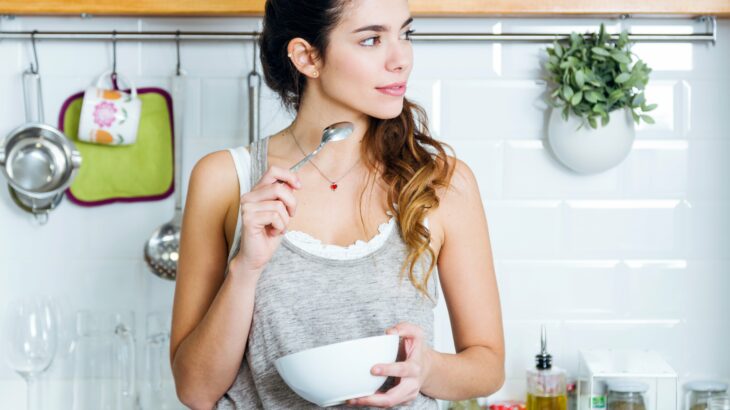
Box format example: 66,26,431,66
22,70,44,123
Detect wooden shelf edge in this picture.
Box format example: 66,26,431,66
0,0,728,17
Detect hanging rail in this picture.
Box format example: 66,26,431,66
0,16,717,43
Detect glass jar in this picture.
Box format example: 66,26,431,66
707,397,730,410
686,381,729,410
606,381,648,410
72,310,136,410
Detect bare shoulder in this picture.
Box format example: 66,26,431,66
186,148,249,223
189,150,238,201
435,155,481,212
430,155,483,249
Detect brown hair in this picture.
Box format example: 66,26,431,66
259,0,456,300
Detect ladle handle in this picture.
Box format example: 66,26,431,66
248,71,261,146
171,71,186,214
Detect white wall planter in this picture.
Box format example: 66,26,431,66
547,107,635,174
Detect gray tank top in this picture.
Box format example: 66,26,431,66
217,136,440,409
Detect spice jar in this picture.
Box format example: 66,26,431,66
707,397,730,410
686,381,729,410
606,381,648,410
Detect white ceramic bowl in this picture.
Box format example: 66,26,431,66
274,334,399,407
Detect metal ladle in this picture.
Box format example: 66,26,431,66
281,121,355,178
143,37,186,280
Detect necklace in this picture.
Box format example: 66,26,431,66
288,128,361,192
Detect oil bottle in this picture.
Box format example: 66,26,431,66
526,325,567,410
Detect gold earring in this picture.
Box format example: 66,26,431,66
312,70,319,77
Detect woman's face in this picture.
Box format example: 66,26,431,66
319,0,414,120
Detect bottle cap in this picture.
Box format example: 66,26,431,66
535,325,552,370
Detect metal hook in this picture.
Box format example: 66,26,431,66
175,30,182,76
112,30,117,77
110,30,119,89
252,31,259,73
29,30,40,74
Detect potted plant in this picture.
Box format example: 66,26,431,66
543,23,656,174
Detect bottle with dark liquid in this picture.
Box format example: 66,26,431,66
526,325,567,410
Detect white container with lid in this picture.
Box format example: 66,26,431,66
577,350,677,410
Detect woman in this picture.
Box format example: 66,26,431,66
170,0,504,408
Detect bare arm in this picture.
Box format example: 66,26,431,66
169,149,300,409
169,150,259,409
421,158,505,400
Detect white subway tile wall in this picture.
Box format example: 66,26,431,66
0,15,728,409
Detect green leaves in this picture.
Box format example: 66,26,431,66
571,91,583,106
563,84,574,100
610,50,631,64
543,22,657,128
585,90,601,103
554,40,563,58
591,47,610,57
615,72,631,84
640,114,655,124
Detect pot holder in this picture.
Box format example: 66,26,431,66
58,87,174,206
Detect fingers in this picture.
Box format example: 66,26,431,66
264,211,287,236
242,207,288,236
242,182,298,218
245,200,291,230
346,379,420,408
387,322,424,340
387,323,426,362
372,361,421,379
257,165,301,190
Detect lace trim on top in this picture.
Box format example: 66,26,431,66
284,215,396,260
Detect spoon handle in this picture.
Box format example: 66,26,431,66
289,152,314,173
293,142,326,173
276,143,324,184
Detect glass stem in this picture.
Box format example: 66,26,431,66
26,374,41,410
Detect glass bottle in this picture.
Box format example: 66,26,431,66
526,326,567,410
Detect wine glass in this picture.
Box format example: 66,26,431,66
2,295,59,410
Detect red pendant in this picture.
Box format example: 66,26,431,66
330,183,338,191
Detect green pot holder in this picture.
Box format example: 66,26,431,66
59,87,174,206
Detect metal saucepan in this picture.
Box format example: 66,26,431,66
0,69,82,224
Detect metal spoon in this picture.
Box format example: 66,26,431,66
281,121,354,180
